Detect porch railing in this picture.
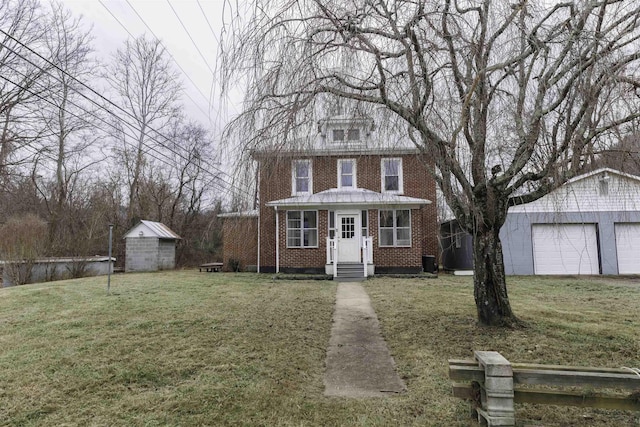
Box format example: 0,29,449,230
326,236,373,278
326,238,337,277
362,236,373,277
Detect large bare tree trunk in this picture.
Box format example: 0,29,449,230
472,225,516,326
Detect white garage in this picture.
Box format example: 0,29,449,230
615,223,640,274
532,224,600,275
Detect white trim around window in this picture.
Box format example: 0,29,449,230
292,159,312,195
381,158,403,193
378,209,411,247
286,210,318,248
337,158,357,189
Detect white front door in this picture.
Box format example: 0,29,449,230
337,212,360,263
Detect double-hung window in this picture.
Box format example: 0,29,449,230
379,209,411,247
292,160,312,195
287,211,318,247
381,158,403,193
338,159,356,189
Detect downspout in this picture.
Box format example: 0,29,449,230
257,211,261,273
275,206,279,273
256,164,260,273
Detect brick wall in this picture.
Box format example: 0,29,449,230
222,216,258,271
257,152,438,271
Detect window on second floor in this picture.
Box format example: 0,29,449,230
382,158,403,193
292,159,312,195
338,159,356,188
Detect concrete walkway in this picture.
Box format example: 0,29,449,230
324,282,406,397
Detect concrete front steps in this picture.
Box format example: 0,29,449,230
335,263,366,282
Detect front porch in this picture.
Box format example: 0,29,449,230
326,235,374,280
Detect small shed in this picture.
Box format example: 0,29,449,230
124,220,181,272
439,219,474,272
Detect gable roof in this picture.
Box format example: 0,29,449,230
251,114,420,158
123,220,181,240
266,187,431,209
565,167,640,185
509,167,640,214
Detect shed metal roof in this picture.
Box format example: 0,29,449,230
123,220,181,240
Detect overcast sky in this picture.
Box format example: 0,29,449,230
60,0,235,134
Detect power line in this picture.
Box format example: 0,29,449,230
196,0,222,46
0,37,254,199
0,29,245,196
165,0,216,76
0,69,249,200
122,0,214,117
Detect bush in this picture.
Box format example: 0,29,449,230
227,258,242,272
0,214,47,286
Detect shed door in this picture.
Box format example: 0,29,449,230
615,223,640,274
532,224,599,275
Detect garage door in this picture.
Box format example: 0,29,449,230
532,224,599,275
615,223,640,274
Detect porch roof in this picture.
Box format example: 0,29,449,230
265,188,431,209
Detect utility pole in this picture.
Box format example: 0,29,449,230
107,224,113,295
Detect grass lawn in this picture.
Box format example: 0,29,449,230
0,272,638,426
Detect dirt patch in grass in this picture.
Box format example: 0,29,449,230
1,273,639,426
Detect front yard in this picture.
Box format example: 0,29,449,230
0,272,638,426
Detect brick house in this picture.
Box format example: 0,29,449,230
221,114,438,278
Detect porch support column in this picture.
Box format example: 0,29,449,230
275,206,279,273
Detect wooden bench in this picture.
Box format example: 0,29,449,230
199,262,223,272
449,351,640,426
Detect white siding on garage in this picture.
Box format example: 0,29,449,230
532,224,600,275
509,169,640,214
615,223,640,274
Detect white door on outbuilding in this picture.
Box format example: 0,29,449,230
532,224,600,275
615,223,640,274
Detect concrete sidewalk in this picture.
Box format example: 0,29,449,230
324,282,406,397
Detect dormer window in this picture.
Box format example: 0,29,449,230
347,128,360,141
381,158,403,193
331,128,361,142
292,159,312,195
338,159,357,188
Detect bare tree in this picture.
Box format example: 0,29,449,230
33,1,104,251
0,0,52,181
105,35,182,226
222,0,640,325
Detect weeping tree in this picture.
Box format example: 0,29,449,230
222,0,640,326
